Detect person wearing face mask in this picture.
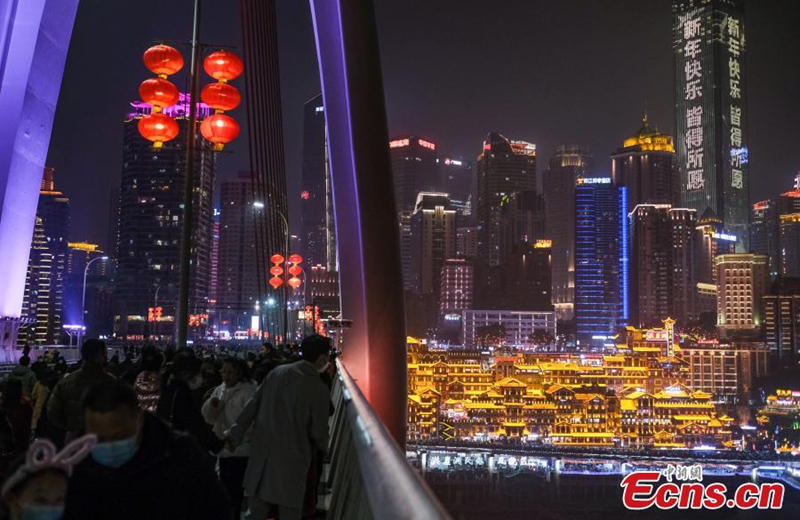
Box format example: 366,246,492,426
0,435,95,520
226,335,331,520
47,339,116,444
156,353,223,455
62,380,229,520
201,358,256,520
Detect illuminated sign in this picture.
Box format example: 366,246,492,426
752,200,770,211
444,314,461,322
534,239,552,249
727,15,744,190
682,9,705,192
577,177,611,185
389,138,409,148
646,330,668,342
418,139,436,151
300,190,310,200
444,158,463,166
68,242,100,252
711,232,737,242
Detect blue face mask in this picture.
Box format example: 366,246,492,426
91,436,138,468
20,504,64,520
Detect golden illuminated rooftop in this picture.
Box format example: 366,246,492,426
620,114,675,153
68,242,100,252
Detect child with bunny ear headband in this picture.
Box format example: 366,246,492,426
1,435,96,520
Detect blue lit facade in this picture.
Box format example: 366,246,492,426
575,178,628,345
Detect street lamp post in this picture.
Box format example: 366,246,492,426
176,0,203,349
81,255,109,344
255,201,290,343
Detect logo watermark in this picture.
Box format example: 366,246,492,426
621,464,785,510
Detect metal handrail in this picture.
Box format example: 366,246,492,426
327,359,452,520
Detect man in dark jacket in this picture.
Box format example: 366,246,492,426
64,380,230,520
46,339,116,442
6,355,36,399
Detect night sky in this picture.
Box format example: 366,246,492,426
47,0,800,250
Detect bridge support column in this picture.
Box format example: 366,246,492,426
309,0,407,445
0,0,81,350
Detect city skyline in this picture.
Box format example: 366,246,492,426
47,0,800,248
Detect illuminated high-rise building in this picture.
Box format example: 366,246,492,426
456,225,478,259
673,0,750,251
301,94,337,269
114,99,216,340
780,214,800,278
543,145,593,320
476,133,536,268
778,174,800,215
437,156,473,216
438,258,474,338
217,173,259,335
716,253,768,339
574,177,628,344
763,281,800,369
410,193,456,295
611,116,679,212
20,168,70,345
750,200,780,278
629,205,698,328
389,136,438,211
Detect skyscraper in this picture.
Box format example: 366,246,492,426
503,240,553,312
750,200,780,278
438,156,473,216
301,94,336,269
629,205,698,328
780,214,800,278
438,258,474,340
114,98,216,341
611,116,679,212
716,253,768,339
20,168,70,345
389,136,438,211
574,177,628,344
673,0,750,251
543,145,593,320
410,193,456,295
64,242,112,338
217,173,259,335
498,190,546,266
476,133,536,267
241,0,291,333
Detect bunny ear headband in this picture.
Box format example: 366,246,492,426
1,434,97,496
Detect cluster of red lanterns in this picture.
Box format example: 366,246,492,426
269,254,304,291
200,50,243,151
138,45,183,149
136,44,242,151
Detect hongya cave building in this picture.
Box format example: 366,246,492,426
406,336,734,449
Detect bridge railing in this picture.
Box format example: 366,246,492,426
327,359,452,520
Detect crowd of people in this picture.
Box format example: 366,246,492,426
0,336,336,520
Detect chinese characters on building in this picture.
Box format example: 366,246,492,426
684,12,704,191
728,17,744,190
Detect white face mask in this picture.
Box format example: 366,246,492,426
317,361,330,374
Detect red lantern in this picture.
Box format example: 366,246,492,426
269,266,284,277
138,113,179,149
287,277,302,290
143,45,184,77
288,265,303,277
200,114,240,151
201,83,241,112
204,51,244,82
270,254,285,265
139,78,180,110
269,277,283,290
288,254,303,265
